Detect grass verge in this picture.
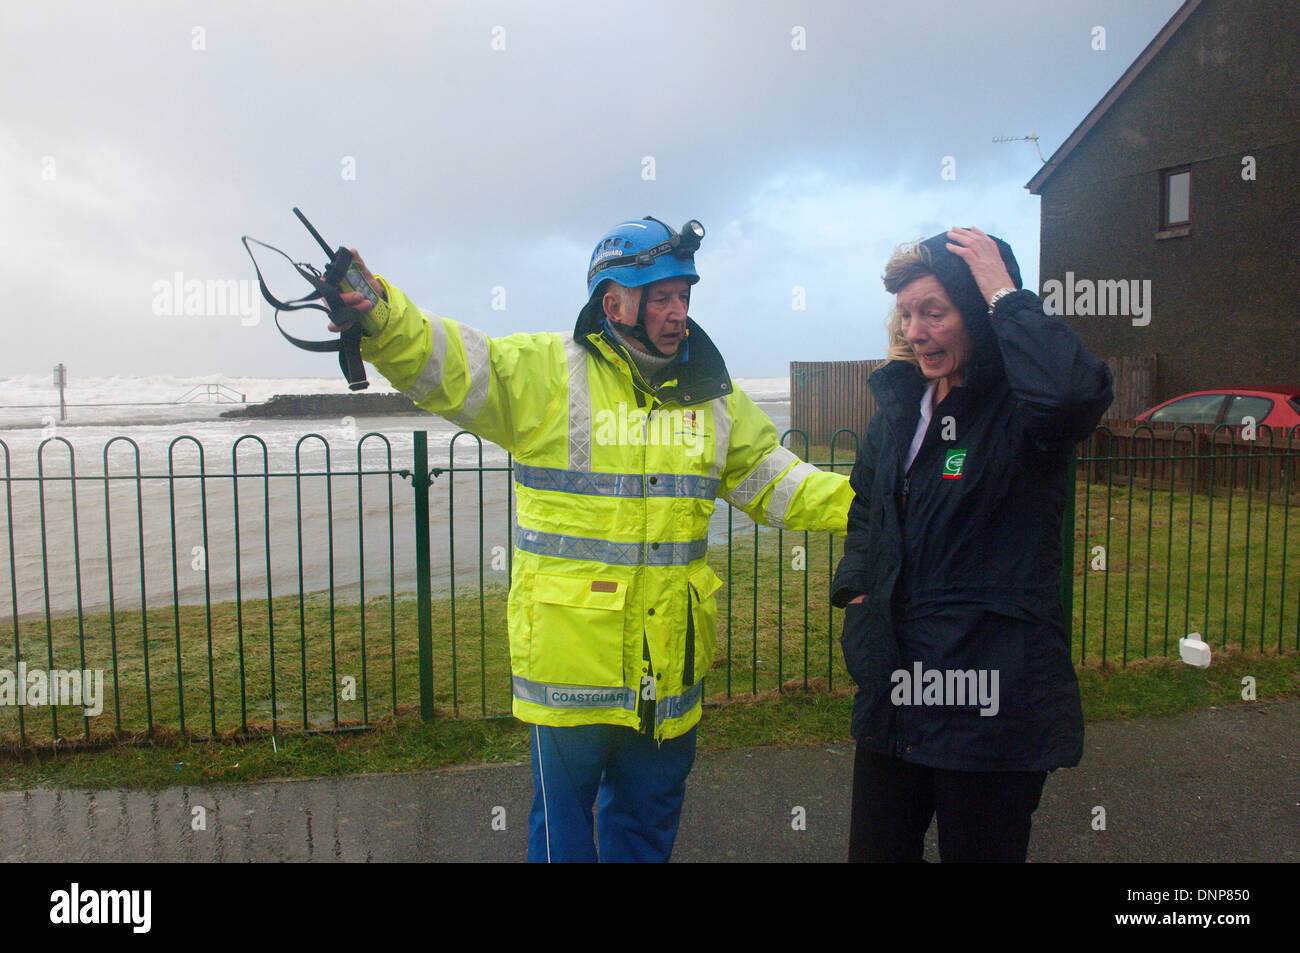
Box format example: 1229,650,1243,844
3,476,1297,789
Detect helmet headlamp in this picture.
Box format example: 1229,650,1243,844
587,216,705,286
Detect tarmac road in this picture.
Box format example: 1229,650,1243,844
1,698,1296,863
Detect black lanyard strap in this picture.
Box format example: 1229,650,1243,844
240,233,369,389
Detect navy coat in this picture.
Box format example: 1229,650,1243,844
831,289,1113,771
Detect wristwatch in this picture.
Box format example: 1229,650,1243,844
987,287,1018,314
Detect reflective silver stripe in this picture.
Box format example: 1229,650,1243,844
513,676,637,711
514,675,704,721
708,397,731,481
514,464,719,500
724,446,799,511
401,310,450,404
564,334,591,471
648,538,709,565
646,473,720,499
655,679,705,725
515,464,642,497
518,528,640,564
446,323,491,428
764,460,817,529
516,527,708,566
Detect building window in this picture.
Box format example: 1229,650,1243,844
1160,166,1191,228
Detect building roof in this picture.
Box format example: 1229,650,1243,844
1025,0,1202,195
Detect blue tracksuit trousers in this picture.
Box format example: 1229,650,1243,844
528,723,697,863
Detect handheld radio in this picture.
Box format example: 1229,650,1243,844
242,208,390,391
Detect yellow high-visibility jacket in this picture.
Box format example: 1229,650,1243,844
360,279,853,740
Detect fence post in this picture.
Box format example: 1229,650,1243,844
412,431,436,722
1061,447,1077,641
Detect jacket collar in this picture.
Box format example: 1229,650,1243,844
573,296,734,407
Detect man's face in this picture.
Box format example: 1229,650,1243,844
641,278,691,354
605,277,691,355
897,275,973,387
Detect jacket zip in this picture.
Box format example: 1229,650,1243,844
684,588,695,687
638,633,655,736
638,387,655,736
614,340,689,740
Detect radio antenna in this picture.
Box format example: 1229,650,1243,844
992,130,1045,163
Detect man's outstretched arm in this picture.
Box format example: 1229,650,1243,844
336,252,564,456
717,388,854,536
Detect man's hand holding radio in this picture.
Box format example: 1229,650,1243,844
327,250,387,333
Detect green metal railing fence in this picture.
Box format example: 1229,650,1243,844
1,422,1297,749
1073,422,1300,665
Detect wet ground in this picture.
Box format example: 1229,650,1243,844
2,698,1296,862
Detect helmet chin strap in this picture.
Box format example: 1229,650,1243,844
600,286,673,359
628,287,673,358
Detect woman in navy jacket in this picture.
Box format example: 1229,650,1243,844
831,227,1113,862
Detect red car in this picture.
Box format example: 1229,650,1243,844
1136,389,1300,430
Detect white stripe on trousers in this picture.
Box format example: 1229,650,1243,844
534,724,553,863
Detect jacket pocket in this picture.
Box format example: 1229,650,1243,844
685,563,724,686
528,572,627,687
839,600,872,687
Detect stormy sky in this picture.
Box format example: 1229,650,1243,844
2,0,1185,380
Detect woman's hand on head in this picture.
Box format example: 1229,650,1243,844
945,227,1015,305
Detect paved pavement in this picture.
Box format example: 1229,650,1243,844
1,699,1296,862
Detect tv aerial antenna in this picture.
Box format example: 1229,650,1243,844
993,130,1045,163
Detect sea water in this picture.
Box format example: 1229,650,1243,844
0,374,793,620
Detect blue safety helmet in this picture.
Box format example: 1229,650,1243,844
585,216,704,299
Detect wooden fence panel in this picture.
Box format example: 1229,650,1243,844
790,359,885,448
791,353,1160,448
1104,354,1158,419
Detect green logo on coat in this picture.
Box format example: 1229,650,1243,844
943,449,967,480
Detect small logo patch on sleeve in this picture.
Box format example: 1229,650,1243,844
943,449,967,480
591,580,619,593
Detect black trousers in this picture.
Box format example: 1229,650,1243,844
848,743,1048,863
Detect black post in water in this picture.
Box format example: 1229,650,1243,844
413,430,435,721
54,363,66,422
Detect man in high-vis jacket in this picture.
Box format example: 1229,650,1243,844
331,216,853,861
